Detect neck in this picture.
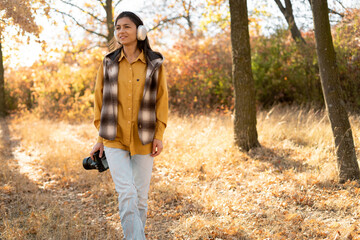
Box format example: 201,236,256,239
123,43,140,59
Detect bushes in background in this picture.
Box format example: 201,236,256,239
5,46,103,121
164,8,360,113
4,9,360,118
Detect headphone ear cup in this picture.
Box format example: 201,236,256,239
137,25,147,41
114,30,118,42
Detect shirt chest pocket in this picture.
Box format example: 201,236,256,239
134,75,146,101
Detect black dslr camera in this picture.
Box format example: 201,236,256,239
83,150,109,172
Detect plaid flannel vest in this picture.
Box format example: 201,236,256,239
99,47,164,145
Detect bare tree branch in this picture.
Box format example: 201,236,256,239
274,0,306,44
115,0,122,8
182,0,193,36
335,0,346,10
96,0,107,12
148,15,185,32
59,0,105,23
274,0,286,14
309,0,344,18
188,0,192,12
328,8,345,17
54,9,107,39
61,14,75,49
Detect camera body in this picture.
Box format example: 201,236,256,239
83,150,109,172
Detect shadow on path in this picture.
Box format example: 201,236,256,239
0,117,122,240
247,146,316,173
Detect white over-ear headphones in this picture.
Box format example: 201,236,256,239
136,25,147,41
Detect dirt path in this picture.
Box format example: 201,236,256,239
1,118,179,239
1,118,126,239
6,110,358,239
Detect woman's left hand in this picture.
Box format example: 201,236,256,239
151,139,163,157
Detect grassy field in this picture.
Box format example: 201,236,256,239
1,105,360,239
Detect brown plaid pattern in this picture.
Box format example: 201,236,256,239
99,47,164,145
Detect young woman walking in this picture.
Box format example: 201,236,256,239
90,11,168,239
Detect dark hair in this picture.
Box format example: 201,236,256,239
114,11,152,63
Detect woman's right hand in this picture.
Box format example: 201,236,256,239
90,142,104,160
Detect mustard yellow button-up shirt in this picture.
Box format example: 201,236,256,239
93,49,168,156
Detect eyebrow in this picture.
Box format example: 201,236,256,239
115,23,131,27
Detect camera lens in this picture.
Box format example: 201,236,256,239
82,157,97,170
82,151,108,172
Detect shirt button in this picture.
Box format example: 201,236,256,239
128,121,130,124
129,93,131,96
128,108,131,110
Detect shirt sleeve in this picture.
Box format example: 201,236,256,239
94,60,104,143
154,64,168,141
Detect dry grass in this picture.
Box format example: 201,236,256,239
1,105,360,239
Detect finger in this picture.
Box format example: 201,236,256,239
90,146,98,160
152,142,157,155
150,148,157,157
151,152,158,157
151,147,162,157
100,148,103,158
152,150,160,157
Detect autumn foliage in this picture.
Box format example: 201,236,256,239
164,32,233,114
3,9,360,118
5,43,104,121
164,8,360,113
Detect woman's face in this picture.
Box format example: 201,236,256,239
115,17,137,46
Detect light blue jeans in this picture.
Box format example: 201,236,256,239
104,146,154,240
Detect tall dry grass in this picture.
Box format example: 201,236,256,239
1,105,360,239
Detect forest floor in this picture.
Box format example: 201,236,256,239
1,105,360,239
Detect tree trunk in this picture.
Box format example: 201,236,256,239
311,0,360,183
274,0,306,45
229,0,260,151
105,0,114,43
0,33,6,117
185,14,194,38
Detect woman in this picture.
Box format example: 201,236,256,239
90,11,168,239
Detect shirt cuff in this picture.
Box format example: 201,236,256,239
154,121,166,141
97,136,103,143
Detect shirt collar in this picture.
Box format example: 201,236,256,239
119,48,146,64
